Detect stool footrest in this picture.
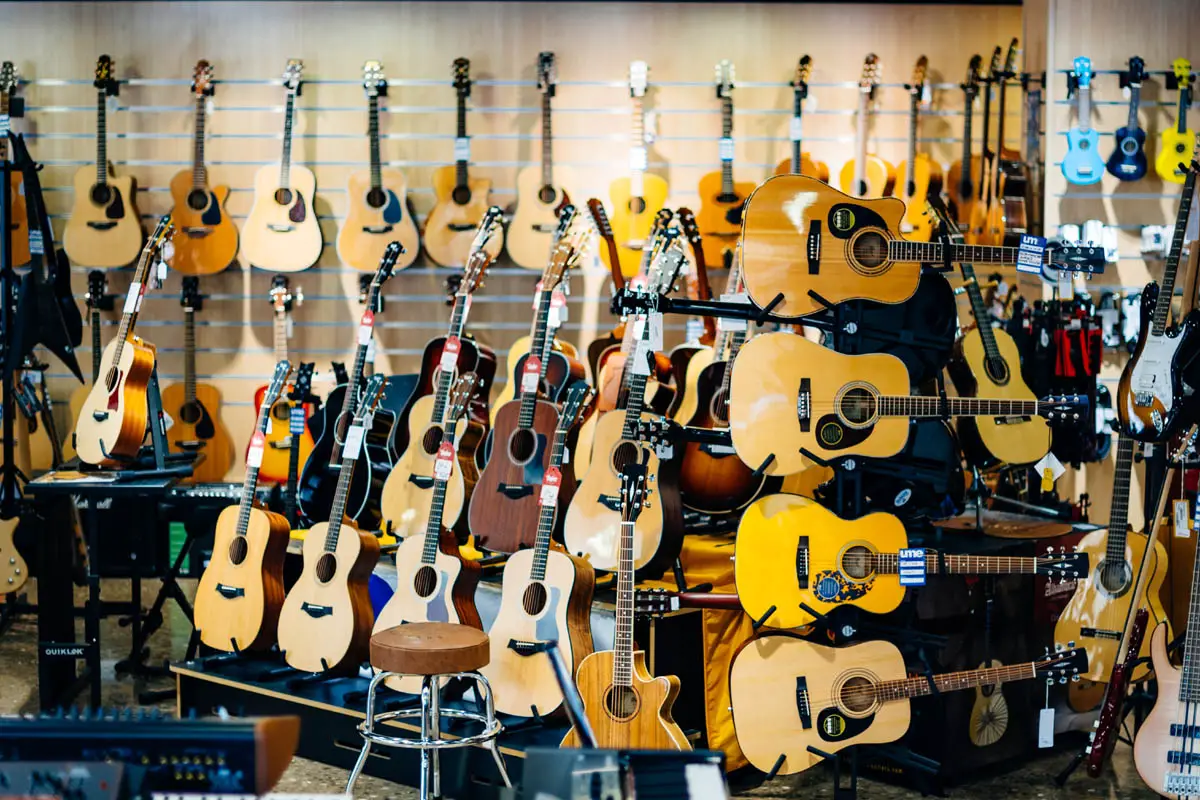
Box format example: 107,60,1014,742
357,707,502,750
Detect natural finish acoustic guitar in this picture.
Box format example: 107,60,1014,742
1156,59,1196,184
252,276,313,484
774,56,829,181
696,60,755,270
242,60,322,273
337,60,420,272
66,271,111,461
839,54,895,198
194,362,292,653
0,63,28,267
945,55,984,228
978,40,1022,246
892,56,942,241
63,55,143,269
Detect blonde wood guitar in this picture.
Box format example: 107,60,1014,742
1134,624,1199,797
893,57,943,241
0,64,28,267
0,517,26,595
839,55,896,198
695,61,755,270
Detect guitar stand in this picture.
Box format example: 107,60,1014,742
509,638,598,748
671,558,712,595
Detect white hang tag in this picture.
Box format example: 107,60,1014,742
629,146,648,172
289,405,306,435
0,115,9,135
521,356,542,393
161,240,175,262
646,311,664,351
156,259,168,285
561,442,570,464
921,82,933,108
27,230,43,255
789,116,804,142
433,441,455,480
107,94,119,116
684,317,704,343
1034,451,1066,482
632,340,653,376
28,370,41,385
205,97,215,116
539,466,562,506
366,337,377,361
161,409,174,430
343,424,365,461
357,309,375,345
1038,707,1055,749
630,316,646,342
1122,86,1132,101
897,548,926,586
285,314,295,339
454,137,471,161
123,282,143,314
246,431,266,468
1174,499,1191,538
655,441,674,460
265,414,273,435
551,289,568,325
440,335,461,372
719,137,735,162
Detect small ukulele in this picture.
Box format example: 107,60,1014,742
1061,56,1105,185
1105,56,1149,181
1156,58,1196,184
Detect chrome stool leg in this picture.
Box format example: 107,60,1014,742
419,676,433,800
472,672,511,788
430,677,442,799
346,670,389,794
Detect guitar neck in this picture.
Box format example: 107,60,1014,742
877,661,1037,701
976,79,993,200
368,95,382,191
517,290,554,429
285,428,301,526
1104,435,1136,561
959,261,1002,359
541,92,553,188
960,93,974,196
455,94,468,190
1179,471,1200,699
905,95,919,198
96,90,108,186
1179,87,1192,135
90,308,102,383
430,298,469,424
279,93,295,189
111,250,156,370
720,96,734,195
889,239,1053,267
419,432,457,563
630,95,645,199
1077,84,1091,134
328,338,371,465
1151,163,1198,335
322,436,361,553
235,404,273,540
992,76,1009,187
184,307,197,404
273,309,289,363
854,92,869,193
791,90,804,173
192,96,207,189
529,424,570,583
872,552,1045,575
613,520,636,688
877,394,1041,418
1127,84,1142,131
0,92,9,162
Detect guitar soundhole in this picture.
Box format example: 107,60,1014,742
984,356,1010,386
274,188,294,206
452,185,472,205
538,185,557,205
1078,140,1091,152
509,429,536,464
1097,559,1132,596
422,425,446,456
227,536,249,566
611,441,640,473
522,582,547,615
709,389,730,425
628,197,647,214
90,184,112,206
604,685,640,722
104,366,120,393
849,230,890,275
1121,138,1138,156
366,187,387,209
1177,143,1187,155
271,400,291,421
186,189,208,211
179,401,202,426
414,565,437,598
839,676,877,714
841,545,874,580
837,387,877,426
315,553,337,584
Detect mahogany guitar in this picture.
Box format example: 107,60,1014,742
774,56,829,181
252,276,313,484
696,60,754,270
839,54,895,198
1085,608,1148,776
0,63,28,267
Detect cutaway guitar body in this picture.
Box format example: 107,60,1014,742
74,336,156,467
167,175,239,276
561,650,689,750
161,381,234,482
63,170,142,268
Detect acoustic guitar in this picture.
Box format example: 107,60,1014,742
425,58,504,268
1156,59,1196,184
1105,56,1149,182
605,61,669,279
666,207,716,423
774,56,829,181
74,216,173,467
242,59,322,272
337,60,420,272
696,61,754,269
735,494,1087,630
278,374,386,675
731,634,1086,776
964,47,1002,244
980,39,1022,246
252,276,313,484
482,384,595,717
839,54,895,198
66,271,112,461
63,55,143,268
562,454,690,751
167,61,238,276
893,56,942,241
194,361,292,654
945,55,984,228
0,62,28,268
161,277,234,481
1061,56,1105,186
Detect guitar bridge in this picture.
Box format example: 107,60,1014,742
798,379,811,432
532,223,558,233
182,226,212,238
301,602,333,619
268,436,294,449
1166,774,1200,795
1080,627,1123,641
409,475,435,489
448,223,476,232
795,677,812,729
806,221,821,275
86,221,117,230
796,537,809,589
498,483,534,500
215,583,245,599
267,224,296,233
363,224,394,234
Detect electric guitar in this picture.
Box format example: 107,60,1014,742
605,61,669,279
74,216,173,467
696,60,754,269
1061,56,1105,185
774,56,829,181
731,634,1086,776
167,61,238,276
0,62,29,267
161,277,234,481
425,58,503,268
1085,608,1148,775
242,59,322,272
562,454,690,751
63,54,144,268
839,54,895,198
253,276,313,484
336,60,420,272
893,56,942,241
946,55,984,227
1156,58,1196,184
278,375,385,675
481,384,595,717
194,361,292,654
1105,56,1149,181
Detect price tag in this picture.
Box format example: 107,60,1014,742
0,115,9,135
459,293,472,316
921,82,933,107
161,408,174,430
631,340,653,376
246,431,266,468
440,336,461,372
1193,496,1200,536
655,441,674,460
1038,707,1055,748
646,311,664,350
205,97,215,116
1034,452,1065,492
719,137,735,162
898,548,926,586
1016,234,1048,274
434,441,455,480
454,137,471,161
357,310,375,345
343,424,365,461
629,146,648,172
27,371,41,385
289,405,306,435
123,282,143,313
27,229,43,255
539,466,562,506
106,94,119,116
365,337,377,361
1174,499,1191,538
162,239,175,262
789,116,804,142
549,289,568,326
531,281,545,311
521,356,542,393
265,414,273,435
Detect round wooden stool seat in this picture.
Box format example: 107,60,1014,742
370,623,490,676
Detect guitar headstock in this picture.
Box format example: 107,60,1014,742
260,361,293,421
963,54,983,100
446,372,479,425
269,274,296,315
1049,243,1107,274
282,59,304,95
146,215,175,253
588,198,614,242
467,205,503,269
557,383,593,434
0,62,19,96
1073,56,1094,89
289,361,315,404
551,202,578,247
362,60,386,98
619,449,652,525
192,60,214,98
1002,37,1020,76
1173,58,1195,95
634,587,677,618
453,58,471,100
1036,547,1088,581
792,55,813,99
543,234,580,293
537,51,556,98
180,276,203,313
715,60,735,100
356,375,388,428
649,235,686,295
1036,645,1088,682
86,271,109,311
1038,393,1089,424
859,54,881,99
986,46,1002,82
633,416,677,448
629,60,649,98
94,55,117,95
908,56,930,98
1126,56,1148,86
676,207,703,249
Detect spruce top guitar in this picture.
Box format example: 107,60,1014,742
65,271,112,460
894,56,943,241
242,59,322,272
775,56,829,181
839,54,895,198
696,60,754,269
1156,58,1196,184
63,54,143,268
1062,56,1105,185
253,276,313,485
168,60,238,276
337,60,420,272
946,55,984,227
1106,56,1149,181
0,62,29,268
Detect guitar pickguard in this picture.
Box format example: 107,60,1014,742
826,202,888,240
813,413,873,451
288,192,307,224
520,434,549,485
816,706,875,742
533,586,563,641
382,190,404,225
200,193,223,226
105,187,126,220
423,569,453,623
811,570,873,604
1129,335,1181,414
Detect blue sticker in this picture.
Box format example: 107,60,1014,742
289,405,306,435
1016,234,1047,274
898,547,926,587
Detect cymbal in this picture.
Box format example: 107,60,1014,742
933,509,1074,539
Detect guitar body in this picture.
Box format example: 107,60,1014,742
731,634,909,775
74,336,156,467
510,348,587,407
252,386,314,484
695,171,756,269
1133,624,1190,797
0,517,27,594
669,344,713,423
1062,128,1104,185
1106,126,1148,181
160,381,234,482
948,327,1050,466
482,547,595,717
337,169,420,272
1156,128,1196,184
605,174,669,278
7,171,29,266
277,520,380,675
893,154,944,241
167,171,239,275
968,660,1010,747
678,359,763,513
241,164,323,272
424,166,503,267
507,165,575,270
945,155,983,227
736,494,908,628
837,156,897,198
194,505,290,653
741,175,922,317
63,168,143,268
1054,527,1169,683
561,650,689,750
774,156,830,183
406,335,496,435
1118,288,1200,442
492,337,577,425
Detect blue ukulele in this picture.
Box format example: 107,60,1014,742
1062,56,1105,185
1106,56,1149,181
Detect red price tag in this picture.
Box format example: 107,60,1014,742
521,356,542,394
246,431,266,468
539,466,562,506
358,309,375,345
434,441,455,480
440,336,461,372
551,290,567,309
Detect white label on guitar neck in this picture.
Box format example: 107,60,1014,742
719,137,735,162
206,97,215,116
107,95,118,116
434,441,455,480
1175,499,1191,538
246,431,266,468
898,548,926,586
632,339,653,376
549,289,568,327
685,317,704,343
161,240,175,262
0,115,8,135
521,356,542,393
358,310,375,345
265,414,273,435
290,405,306,435
646,311,664,350
343,424,365,461
539,466,561,506
1038,707,1055,748
366,337,377,361
440,336,461,372
454,137,470,161
1034,452,1066,485
1016,234,1047,274
629,146,648,172
789,116,803,142
27,230,43,255
123,282,142,314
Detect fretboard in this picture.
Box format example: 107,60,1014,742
888,239,1054,267
992,75,1009,188
191,96,207,190
95,90,109,186
875,662,1036,701
184,308,197,404
322,431,359,553
720,97,734,196
959,261,1001,361
529,424,570,583
1150,162,1197,336
328,338,370,466
284,421,302,527
870,552,1043,575
629,96,645,199
273,310,289,363
0,93,9,162
790,90,804,173
959,96,974,198
110,252,155,379
1105,435,1136,564
613,520,635,688
90,309,102,384
419,431,458,565
1127,84,1142,131
976,79,993,202
541,92,553,188
904,95,919,198
1077,84,1092,134
1179,89,1191,136
368,95,382,191
279,93,295,189
455,95,468,190
517,290,553,430
874,395,1040,419
430,298,469,426
1180,474,1200,699
853,93,869,196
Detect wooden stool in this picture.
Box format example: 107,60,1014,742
345,623,510,799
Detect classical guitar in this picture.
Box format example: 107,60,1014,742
1117,144,1200,441
946,55,984,227
242,59,322,272
278,375,385,675
74,216,173,467
736,493,1086,630
839,54,895,198
965,47,1002,244
1105,56,1149,181
425,58,503,268
253,276,313,484
65,271,111,461
161,277,234,481
167,61,238,276
893,57,942,241
774,56,829,181
0,62,29,267
727,332,1086,473
1061,56,1105,185
63,55,143,268
1156,58,1196,184
562,454,690,751
482,383,594,717
337,60,420,272
373,374,484,693
194,361,292,654
731,634,1086,776
739,174,1106,317
981,39,1023,246
509,52,575,270
282,362,316,528
380,210,500,539
605,60,669,279
696,60,754,269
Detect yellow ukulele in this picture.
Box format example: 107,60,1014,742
1156,58,1196,184
893,56,943,241
839,54,896,198
696,60,755,269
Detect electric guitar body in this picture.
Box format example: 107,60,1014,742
606,174,669,277
1133,624,1195,797
1118,287,1200,442
338,169,420,271
561,649,688,750
168,173,238,276
424,167,502,267
64,170,142,268
74,334,156,467
0,517,27,594
241,163,322,272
